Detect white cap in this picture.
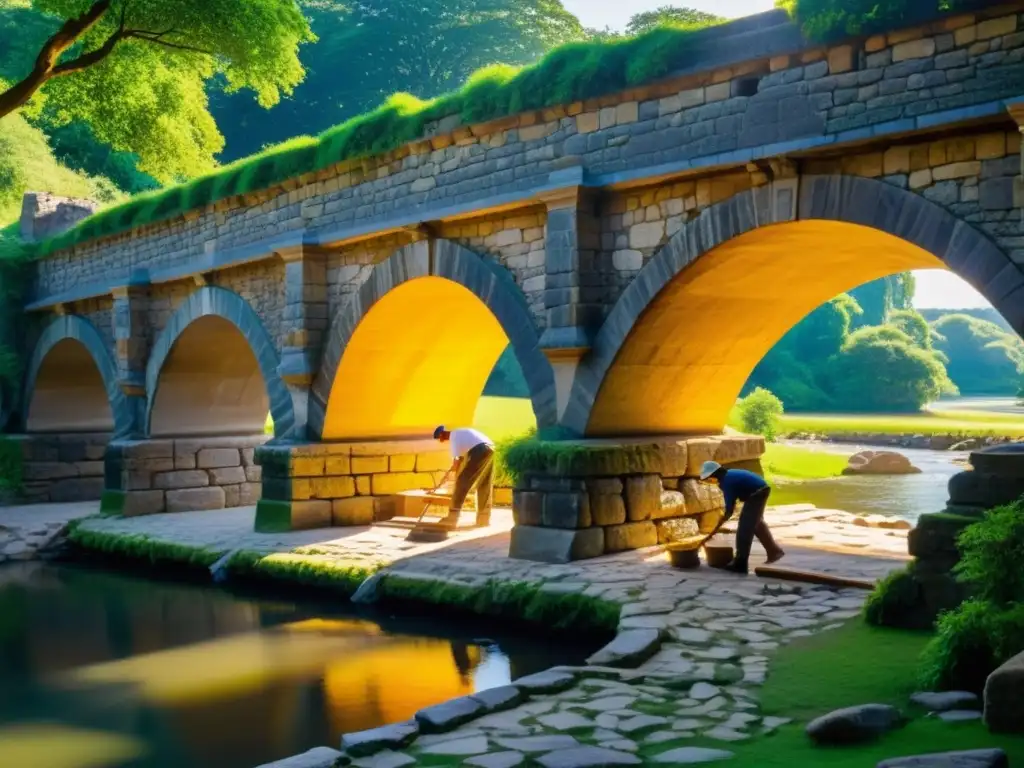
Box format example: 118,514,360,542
699,461,722,480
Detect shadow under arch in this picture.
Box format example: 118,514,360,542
23,315,134,437
145,286,295,438
564,174,1024,438
311,239,556,441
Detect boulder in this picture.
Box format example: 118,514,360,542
984,649,1024,733
806,704,904,745
655,516,700,544
876,749,1008,767
842,451,921,476
910,691,979,712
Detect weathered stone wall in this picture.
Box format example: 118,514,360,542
208,259,288,348
20,192,99,244
30,7,1024,315
509,434,763,563
254,439,454,531
13,433,108,503
110,436,267,516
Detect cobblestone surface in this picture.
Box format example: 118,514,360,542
0,502,95,565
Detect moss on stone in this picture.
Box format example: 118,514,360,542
378,574,621,635
501,435,664,484
67,523,223,568
253,499,295,533
226,550,379,595
98,490,126,517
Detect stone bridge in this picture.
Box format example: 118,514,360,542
8,5,1024,560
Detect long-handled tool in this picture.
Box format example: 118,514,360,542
413,468,454,526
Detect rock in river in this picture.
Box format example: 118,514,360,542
910,691,979,712
806,704,904,745
842,451,921,476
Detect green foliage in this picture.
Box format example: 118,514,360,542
932,313,1024,396
919,598,1024,694
779,0,977,43
955,501,1024,606
864,562,925,628
216,0,588,160
737,387,784,441
828,324,956,412
625,5,722,35
500,433,661,486
2,0,315,181
890,308,932,349
378,574,621,635
0,435,22,490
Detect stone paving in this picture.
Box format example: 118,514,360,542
45,499,916,767
0,501,95,565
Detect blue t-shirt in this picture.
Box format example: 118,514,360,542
718,469,769,519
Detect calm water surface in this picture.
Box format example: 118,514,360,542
771,441,967,522
0,563,598,768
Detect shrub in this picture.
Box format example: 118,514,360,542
955,501,1024,606
918,598,1024,694
737,387,784,441
864,563,927,629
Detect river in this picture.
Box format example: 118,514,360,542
771,440,968,523
0,562,598,768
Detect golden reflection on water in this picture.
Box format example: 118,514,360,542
0,724,146,768
37,618,486,764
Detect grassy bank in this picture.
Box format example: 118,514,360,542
633,620,1024,766
772,409,1024,438
761,442,848,482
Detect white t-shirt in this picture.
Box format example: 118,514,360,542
449,428,493,459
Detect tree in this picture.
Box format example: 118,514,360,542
737,387,784,441
828,326,957,412
889,308,932,349
213,0,585,161
849,273,914,328
0,0,314,181
625,6,722,35
932,314,1024,396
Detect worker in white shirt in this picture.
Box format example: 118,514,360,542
433,425,495,529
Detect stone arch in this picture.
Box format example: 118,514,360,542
311,238,556,440
564,173,1024,437
146,286,295,438
23,315,134,436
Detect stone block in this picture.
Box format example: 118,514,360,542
604,521,658,553
240,482,262,506
245,466,262,482
655,516,700,544
576,112,599,134
629,221,665,250
542,491,592,529
969,445,1024,478
74,461,105,476
933,161,981,181
122,490,165,517
390,454,416,472
416,452,451,472
325,456,351,475
949,470,1024,508
624,475,661,522
223,484,241,508
241,448,256,466
371,472,434,495
587,628,663,668
977,15,1016,40
291,500,333,530
589,490,627,526
657,490,687,519
508,526,605,563
49,477,105,502
292,457,326,477
589,478,623,494
333,497,376,526
311,476,357,499
513,490,543,526
984,650,1024,733
209,466,246,486
197,448,241,469
680,479,724,515
494,487,513,506
893,38,936,62
828,45,855,74
153,470,210,490
22,462,77,481
352,456,388,474
356,476,371,495
166,486,226,513
980,177,1015,210
685,438,719,476
341,721,419,758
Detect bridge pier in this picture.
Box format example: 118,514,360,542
252,439,451,533
507,434,765,564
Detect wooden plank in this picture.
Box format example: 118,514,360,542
754,565,876,591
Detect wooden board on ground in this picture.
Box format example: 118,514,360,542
392,489,475,518
754,565,875,590
377,515,481,531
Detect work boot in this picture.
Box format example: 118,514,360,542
723,559,749,575
441,512,460,529
755,520,785,564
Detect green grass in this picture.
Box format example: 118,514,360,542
761,442,849,481
635,619,1024,766
766,410,1024,438
3,1,968,261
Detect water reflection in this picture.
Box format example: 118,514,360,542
770,441,966,522
0,563,595,768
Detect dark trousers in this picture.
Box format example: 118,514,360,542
448,443,494,524
733,486,780,567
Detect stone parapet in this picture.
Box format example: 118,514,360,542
508,434,763,563
8,432,109,503
104,435,267,516
253,438,452,532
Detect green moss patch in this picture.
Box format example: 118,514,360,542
67,523,223,569
501,435,664,484
378,574,620,636
226,550,380,596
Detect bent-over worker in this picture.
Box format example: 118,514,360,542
699,461,785,574
433,425,495,529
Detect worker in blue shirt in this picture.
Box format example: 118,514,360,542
699,460,785,574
